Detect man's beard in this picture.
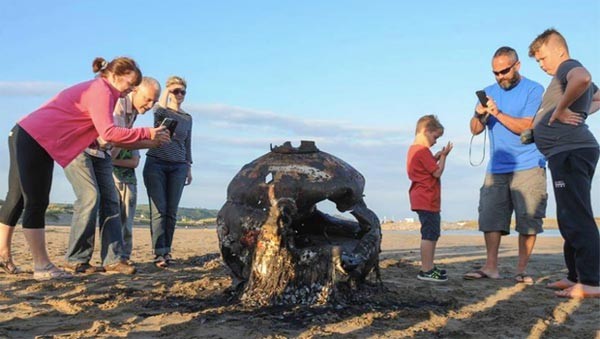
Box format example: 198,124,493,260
498,73,520,90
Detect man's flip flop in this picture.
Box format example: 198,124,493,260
464,270,489,280
514,273,534,285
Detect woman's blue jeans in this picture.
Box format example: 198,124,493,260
143,156,188,256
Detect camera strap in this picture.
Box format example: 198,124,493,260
469,126,487,167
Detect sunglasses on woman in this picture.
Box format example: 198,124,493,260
172,89,186,96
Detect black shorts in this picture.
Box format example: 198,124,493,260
416,210,441,241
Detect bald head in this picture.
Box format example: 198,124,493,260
132,77,161,114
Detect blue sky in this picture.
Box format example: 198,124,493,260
0,1,599,221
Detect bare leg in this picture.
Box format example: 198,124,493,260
481,231,501,278
516,234,536,274
0,223,16,260
420,240,436,272
22,228,53,271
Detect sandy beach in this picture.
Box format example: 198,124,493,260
1,225,598,338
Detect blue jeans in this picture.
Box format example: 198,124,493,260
143,157,188,256
114,180,137,260
64,152,123,266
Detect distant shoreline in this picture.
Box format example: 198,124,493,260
42,219,600,233
40,216,600,231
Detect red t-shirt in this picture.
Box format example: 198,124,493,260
407,144,441,212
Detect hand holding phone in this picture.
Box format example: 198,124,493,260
476,90,488,107
160,117,178,137
475,90,490,124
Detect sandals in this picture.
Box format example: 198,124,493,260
33,263,73,281
0,257,21,275
154,255,168,268
514,273,534,285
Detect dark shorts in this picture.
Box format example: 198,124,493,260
416,210,441,241
478,167,547,235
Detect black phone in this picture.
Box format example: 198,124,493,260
160,117,178,136
476,90,488,107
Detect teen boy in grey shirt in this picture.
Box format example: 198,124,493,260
529,28,600,299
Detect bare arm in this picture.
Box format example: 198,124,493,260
470,103,487,135
470,116,486,135
157,86,170,108
432,155,447,178
111,139,162,150
551,67,591,124
158,85,180,111
432,142,453,178
485,98,534,134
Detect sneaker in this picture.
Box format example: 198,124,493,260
103,260,136,275
417,268,448,282
64,262,105,274
434,266,447,276
164,253,174,264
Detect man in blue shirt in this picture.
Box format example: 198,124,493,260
465,47,547,283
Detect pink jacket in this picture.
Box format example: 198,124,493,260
18,77,151,167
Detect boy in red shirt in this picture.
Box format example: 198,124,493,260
407,115,453,282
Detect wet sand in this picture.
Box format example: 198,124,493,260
0,226,598,338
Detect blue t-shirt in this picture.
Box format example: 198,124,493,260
482,77,545,173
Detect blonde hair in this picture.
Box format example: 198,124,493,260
415,114,444,135
166,76,187,89
528,28,569,57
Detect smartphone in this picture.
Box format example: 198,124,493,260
476,90,488,107
160,117,178,137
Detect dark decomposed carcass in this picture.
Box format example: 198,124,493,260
217,141,381,305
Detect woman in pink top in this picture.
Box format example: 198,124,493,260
0,57,170,280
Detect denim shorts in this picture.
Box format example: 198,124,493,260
416,210,441,241
478,167,547,235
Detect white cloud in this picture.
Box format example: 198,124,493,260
187,103,412,141
2,99,596,222
178,102,500,220
0,81,67,97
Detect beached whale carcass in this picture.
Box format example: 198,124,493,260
217,141,381,305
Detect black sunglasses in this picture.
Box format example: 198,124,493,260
493,61,518,76
172,89,187,95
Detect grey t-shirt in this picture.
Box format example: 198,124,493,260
533,59,598,158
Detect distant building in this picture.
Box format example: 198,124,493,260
404,217,415,223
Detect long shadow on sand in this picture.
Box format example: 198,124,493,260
1,248,598,338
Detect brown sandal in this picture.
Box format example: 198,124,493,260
0,257,21,274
